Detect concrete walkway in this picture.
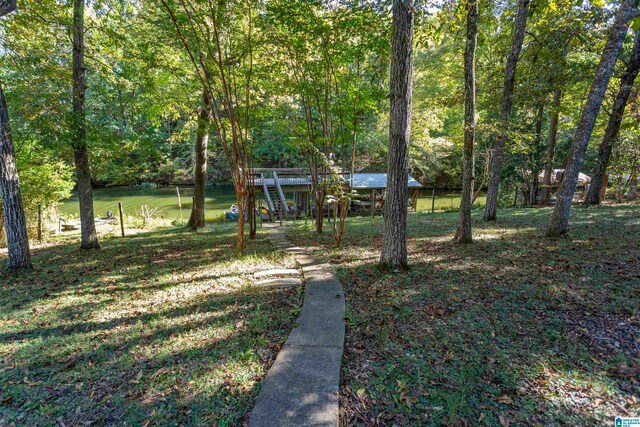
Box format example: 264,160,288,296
249,227,345,427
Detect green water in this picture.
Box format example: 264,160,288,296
59,185,238,222
59,186,485,222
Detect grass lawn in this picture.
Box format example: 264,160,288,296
0,224,302,426
286,204,639,426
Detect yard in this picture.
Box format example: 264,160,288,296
2,205,638,426
0,225,302,426
287,204,640,426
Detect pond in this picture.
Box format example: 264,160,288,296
59,185,238,222
59,186,486,223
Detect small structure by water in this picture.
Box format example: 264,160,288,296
253,168,424,221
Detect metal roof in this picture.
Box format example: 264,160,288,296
254,173,424,189
349,173,424,189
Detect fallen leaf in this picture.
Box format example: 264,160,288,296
607,365,639,378
152,367,168,379
499,413,509,427
497,395,513,404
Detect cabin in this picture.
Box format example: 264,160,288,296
537,169,592,199
253,168,424,221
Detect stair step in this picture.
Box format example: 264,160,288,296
253,278,303,288
254,269,301,279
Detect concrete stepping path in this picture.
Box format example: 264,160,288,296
253,268,300,278
254,277,303,288
249,227,345,427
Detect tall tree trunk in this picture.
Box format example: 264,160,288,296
236,189,245,253
310,151,325,234
529,103,544,205
0,1,31,269
187,89,211,229
0,204,5,245
350,71,360,189
456,0,478,244
247,172,257,239
540,89,561,204
0,84,31,269
548,0,638,236
72,0,98,249
380,0,414,268
484,0,530,221
585,29,640,205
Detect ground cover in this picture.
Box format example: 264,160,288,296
287,204,640,426
0,224,302,426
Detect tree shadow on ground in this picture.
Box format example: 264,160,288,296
0,225,302,426
287,205,640,426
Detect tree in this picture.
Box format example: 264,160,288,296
585,29,640,205
262,0,387,235
539,89,561,204
160,0,256,253
0,0,31,269
72,0,99,249
187,90,211,229
456,0,478,244
380,0,414,269
526,103,545,205
548,0,639,236
484,0,530,221
0,81,31,270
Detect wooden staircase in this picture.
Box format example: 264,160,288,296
261,171,290,221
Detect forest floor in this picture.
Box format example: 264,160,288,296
287,204,640,426
0,225,302,426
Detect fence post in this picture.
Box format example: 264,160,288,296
118,202,125,237
371,190,375,219
431,187,436,213
176,187,183,224
37,204,42,241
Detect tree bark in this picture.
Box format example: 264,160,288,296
585,29,640,205
72,0,98,249
540,89,561,204
310,150,325,234
380,0,414,268
548,0,638,236
0,2,31,269
456,0,478,244
529,103,544,205
247,173,257,239
187,89,211,229
0,84,32,269
484,0,530,221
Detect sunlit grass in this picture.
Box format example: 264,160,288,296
0,225,302,426
287,204,640,426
